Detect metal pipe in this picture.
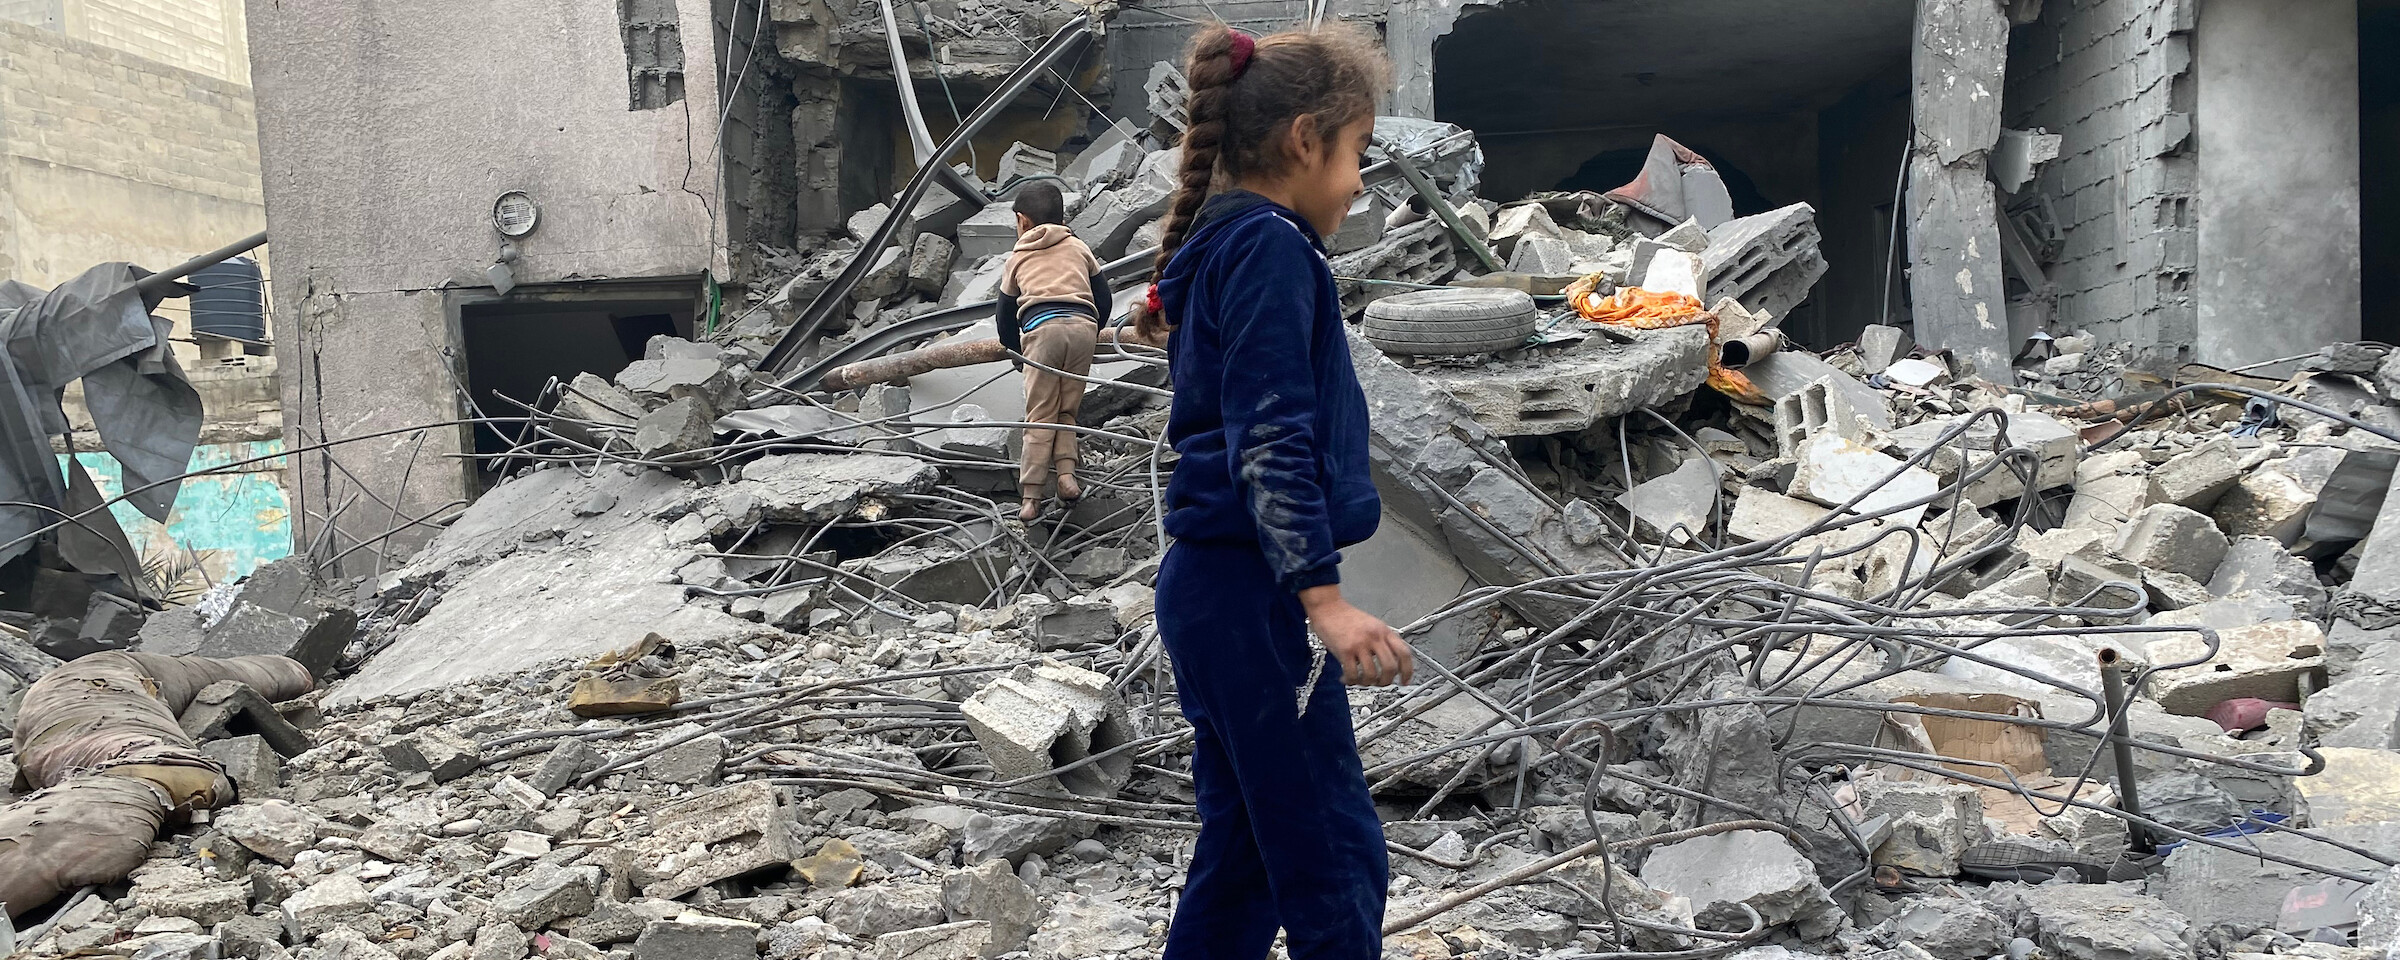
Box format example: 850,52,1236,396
876,0,985,207
1720,332,1780,369
2098,648,2149,853
758,16,1094,376
1377,142,1502,273
134,229,267,297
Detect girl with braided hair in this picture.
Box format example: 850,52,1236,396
1131,21,1409,959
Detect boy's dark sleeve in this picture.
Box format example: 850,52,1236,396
1090,274,1112,323
995,293,1022,358
1215,227,1342,593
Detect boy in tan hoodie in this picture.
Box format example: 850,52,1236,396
996,182,1110,521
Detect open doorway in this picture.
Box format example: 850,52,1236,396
1430,0,1915,349
453,283,700,470
2365,0,2400,344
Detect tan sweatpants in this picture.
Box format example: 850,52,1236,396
1020,316,1098,493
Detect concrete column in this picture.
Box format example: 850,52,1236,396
2193,0,2361,367
1905,0,2013,379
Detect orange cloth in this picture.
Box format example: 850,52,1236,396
1570,282,1766,405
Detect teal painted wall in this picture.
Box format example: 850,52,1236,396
64,439,291,592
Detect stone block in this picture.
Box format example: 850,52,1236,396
961,813,1091,865
960,660,1132,799
942,859,1040,954
1855,779,1981,876
907,234,956,297
1741,350,1893,431
1726,488,1832,544
1700,203,1826,319
2145,620,2327,715
131,865,248,925
200,734,280,798
2114,503,2229,582
634,916,762,960
849,204,893,244
216,799,317,865
996,142,1056,183
2215,448,2343,544
2295,747,2400,828
1886,411,2080,507
383,728,480,782
1772,376,1870,458
2207,535,2326,613
2064,469,2153,538
1857,324,1913,374
647,733,726,786
634,398,715,457
617,357,739,415
1616,456,1717,545
638,781,804,899
2002,883,2190,960
1024,896,1149,960
855,244,912,301
532,739,600,796
1063,129,1143,190
1019,595,1118,650
492,863,600,929
1638,829,1842,939
829,885,947,937
1505,233,1575,275
877,921,994,960
1878,897,2009,960
198,601,355,680
2148,437,2241,510
2302,673,2400,748
180,680,312,757
954,205,1020,263
283,874,373,940
1789,432,1941,529
1488,202,1560,258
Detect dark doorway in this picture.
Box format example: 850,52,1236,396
2364,0,2400,344
455,287,698,467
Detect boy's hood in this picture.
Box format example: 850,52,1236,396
1156,191,1325,310
1014,223,1075,252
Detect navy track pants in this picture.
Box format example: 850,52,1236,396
1155,540,1389,960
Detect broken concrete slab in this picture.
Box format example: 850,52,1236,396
635,397,716,457
960,661,1132,800
332,475,762,707
2295,747,2400,828
2145,620,2327,715
2302,673,2400,748
194,601,355,680
1615,456,1717,544
1772,376,1872,458
2000,882,2191,960
2157,820,2400,930
1409,326,1709,437
2208,535,2327,613
1790,432,1941,529
1639,829,1842,940
638,781,804,900
1854,779,1981,876
718,452,942,523
2219,447,2346,544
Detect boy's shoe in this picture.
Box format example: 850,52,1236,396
1018,498,1044,522
1056,474,1082,502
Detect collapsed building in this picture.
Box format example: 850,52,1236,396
2,0,2399,957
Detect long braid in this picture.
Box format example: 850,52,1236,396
1133,26,1239,343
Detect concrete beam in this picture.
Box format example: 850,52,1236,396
1905,0,2012,380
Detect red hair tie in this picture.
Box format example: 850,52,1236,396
1228,31,1255,78
1144,284,1165,316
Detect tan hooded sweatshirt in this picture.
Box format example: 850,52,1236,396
1000,223,1102,311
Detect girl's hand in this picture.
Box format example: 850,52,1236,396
1299,586,1414,687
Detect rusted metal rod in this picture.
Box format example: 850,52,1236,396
2097,648,2149,853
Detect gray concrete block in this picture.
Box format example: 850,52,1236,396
1412,326,1709,437
2148,437,2241,510
199,601,355,680
383,728,480,782
2208,535,2327,613
647,733,726,786
1639,829,1842,939
995,142,1056,184
1701,203,1826,319
908,233,956,297
960,660,1133,799
2114,503,2230,582
954,204,1020,262
200,734,281,798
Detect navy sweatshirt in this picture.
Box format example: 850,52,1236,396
1159,191,1381,593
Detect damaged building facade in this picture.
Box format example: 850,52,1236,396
248,0,2382,570
11,0,2400,956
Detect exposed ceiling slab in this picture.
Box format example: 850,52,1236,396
1433,0,1916,135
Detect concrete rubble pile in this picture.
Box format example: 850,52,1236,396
19,101,2400,960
